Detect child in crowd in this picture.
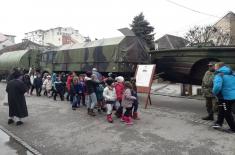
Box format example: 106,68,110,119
51,73,57,97
96,82,105,113
42,73,48,96
53,77,64,101
130,78,140,120
103,78,117,123
42,75,52,97
66,72,74,101
115,76,125,118
93,74,105,113
30,72,37,95
22,74,31,96
33,73,43,96
79,74,86,106
70,77,83,110
85,71,99,116
121,81,136,125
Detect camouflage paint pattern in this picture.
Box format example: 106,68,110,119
41,36,150,73
150,47,235,84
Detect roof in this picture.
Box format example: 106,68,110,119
0,50,28,69
213,11,235,45
3,34,16,37
58,36,125,51
214,11,235,26
0,39,49,54
155,34,188,50
0,33,7,43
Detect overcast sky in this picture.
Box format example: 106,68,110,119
0,0,234,42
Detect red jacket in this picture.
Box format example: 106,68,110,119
66,75,73,91
115,82,124,102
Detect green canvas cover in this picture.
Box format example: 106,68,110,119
0,49,40,71
0,50,28,70
46,36,150,73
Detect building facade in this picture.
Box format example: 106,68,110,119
25,27,87,46
213,11,235,45
0,33,15,50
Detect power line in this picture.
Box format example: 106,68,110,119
165,0,220,18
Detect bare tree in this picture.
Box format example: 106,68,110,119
185,25,231,47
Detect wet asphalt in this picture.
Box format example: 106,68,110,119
0,128,33,155
0,82,235,155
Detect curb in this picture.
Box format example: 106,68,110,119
0,125,42,155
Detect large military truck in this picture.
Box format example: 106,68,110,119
150,47,235,85
41,35,150,75
0,49,40,81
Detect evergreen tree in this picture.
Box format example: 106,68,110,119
130,12,155,50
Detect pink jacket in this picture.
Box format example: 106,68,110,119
122,88,136,108
66,75,73,91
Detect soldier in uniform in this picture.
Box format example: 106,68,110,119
201,62,216,120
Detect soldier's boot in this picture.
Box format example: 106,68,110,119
202,114,214,121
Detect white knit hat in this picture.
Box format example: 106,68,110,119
115,76,124,82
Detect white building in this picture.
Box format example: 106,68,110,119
25,27,87,46
0,33,15,50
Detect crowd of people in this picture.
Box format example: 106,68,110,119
6,61,235,133
5,67,140,126
201,62,235,133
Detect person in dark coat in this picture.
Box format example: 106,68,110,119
33,74,43,96
3,68,20,105
6,69,28,126
7,68,19,82
53,77,65,101
22,74,32,96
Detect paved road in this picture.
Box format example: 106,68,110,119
0,82,235,155
0,128,33,155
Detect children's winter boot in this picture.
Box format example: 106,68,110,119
89,109,96,116
107,114,113,123
125,117,133,125
133,112,140,120
121,115,127,122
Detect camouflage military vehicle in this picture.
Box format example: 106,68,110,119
0,49,40,81
150,47,235,85
0,40,52,81
41,35,150,75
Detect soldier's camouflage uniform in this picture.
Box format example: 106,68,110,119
202,70,216,118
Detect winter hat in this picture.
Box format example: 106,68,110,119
115,76,124,83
